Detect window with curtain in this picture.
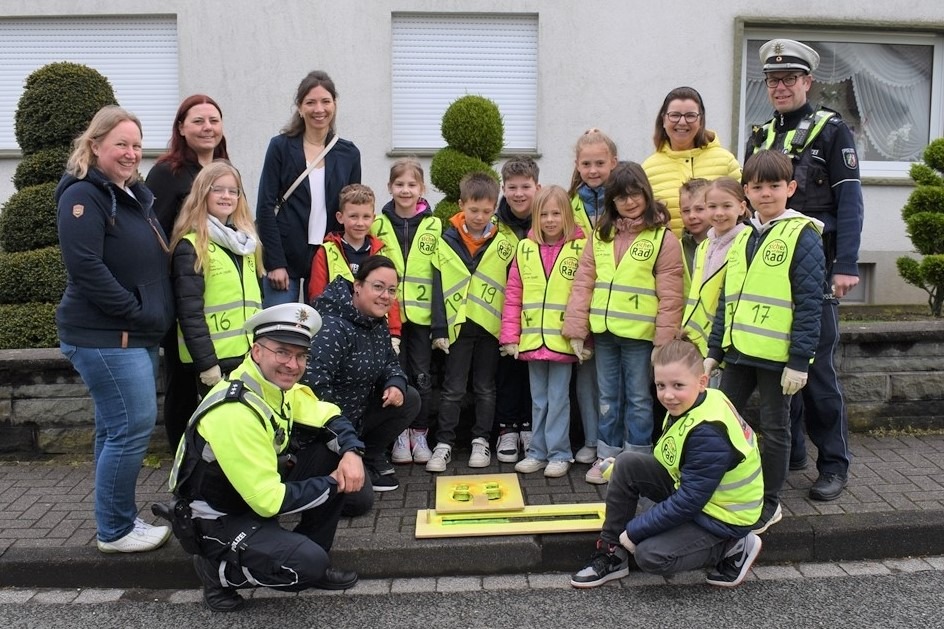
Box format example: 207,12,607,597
740,30,942,178
391,13,538,153
0,16,178,152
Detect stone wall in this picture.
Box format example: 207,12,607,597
2,320,943,454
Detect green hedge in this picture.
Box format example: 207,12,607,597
430,148,498,201
0,302,58,349
14,62,116,154
0,247,65,304
440,95,504,164
433,199,461,222
0,182,58,253
13,147,70,190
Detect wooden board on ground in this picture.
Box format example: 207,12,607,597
434,473,525,514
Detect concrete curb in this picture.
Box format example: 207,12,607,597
3,509,943,589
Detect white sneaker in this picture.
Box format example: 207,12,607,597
497,431,519,463
514,457,547,474
425,443,452,473
469,437,491,468
544,460,572,478
519,430,533,455
97,518,171,554
410,428,432,464
585,458,608,485
575,445,597,465
391,429,412,464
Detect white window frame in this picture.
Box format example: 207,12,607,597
0,16,178,153
738,27,944,179
391,13,538,154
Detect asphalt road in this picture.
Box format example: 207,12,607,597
2,570,942,628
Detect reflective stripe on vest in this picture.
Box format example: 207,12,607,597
682,239,726,357
178,235,261,363
517,238,585,354
371,214,441,324
654,389,764,526
756,110,834,156
588,227,665,340
722,218,811,362
436,231,516,342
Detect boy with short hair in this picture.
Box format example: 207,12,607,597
678,178,710,290
427,172,516,472
494,156,542,462
308,183,401,337
705,150,825,535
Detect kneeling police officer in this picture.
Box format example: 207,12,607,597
166,303,366,611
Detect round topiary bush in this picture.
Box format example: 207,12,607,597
14,62,117,154
13,146,71,190
430,147,498,200
0,246,66,304
440,95,504,164
0,182,58,253
433,199,461,222
0,302,59,349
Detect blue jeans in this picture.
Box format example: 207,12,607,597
528,361,574,462
574,358,599,448
262,276,302,308
594,332,653,458
60,343,159,543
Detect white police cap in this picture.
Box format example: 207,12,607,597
760,39,820,74
244,303,322,347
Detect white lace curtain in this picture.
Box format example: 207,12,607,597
744,40,932,161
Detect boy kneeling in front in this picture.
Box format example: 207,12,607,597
571,335,764,588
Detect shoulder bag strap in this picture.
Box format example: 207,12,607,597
274,133,340,216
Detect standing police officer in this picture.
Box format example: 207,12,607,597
746,39,864,501
168,303,365,611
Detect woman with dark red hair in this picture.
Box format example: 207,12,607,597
146,94,230,450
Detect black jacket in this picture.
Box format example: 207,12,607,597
255,133,361,279
55,168,174,347
145,160,201,237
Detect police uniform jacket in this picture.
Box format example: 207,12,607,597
706,210,825,372
255,133,361,280
303,277,407,428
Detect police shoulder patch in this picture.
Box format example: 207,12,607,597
842,148,858,170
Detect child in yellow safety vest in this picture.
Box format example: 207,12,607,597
373,158,440,466
426,173,515,472
566,128,620,475
678,178,710,294
571,335,764,589
705,150,825,536
563,162,684,484
499,185,586,479
170,160,262,394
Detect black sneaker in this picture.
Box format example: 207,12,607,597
809,473,847,501
751,502,783,535
192,555,245,612
570,540,629,588
368,467,400,492
706,533,762,587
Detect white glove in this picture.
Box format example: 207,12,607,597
781,367,808,396
703,358,719,377
432,338,450,354
580,347,593,363
500,343,519,359
199,365,222,387
391,337,401,355
569,338,585,363
619,530,636,554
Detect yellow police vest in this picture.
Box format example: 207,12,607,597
571,196,594,236
371,214,441,325
655,388,764,526
588,227,666,340
435,229,516,342
722,218,814,363
178,234,261,363
517,238,585,354
754,109,834,156
682,239,726,357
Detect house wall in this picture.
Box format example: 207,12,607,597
0,0,940,304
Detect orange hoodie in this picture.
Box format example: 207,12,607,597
450,211,497,258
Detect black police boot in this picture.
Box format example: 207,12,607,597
313,566,358,590
193,555,245,612
809,473,848,501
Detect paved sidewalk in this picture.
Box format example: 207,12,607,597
1,432,943,589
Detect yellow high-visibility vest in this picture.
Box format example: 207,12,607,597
517,237,585,354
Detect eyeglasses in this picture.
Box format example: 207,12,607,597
256,342,308,365
614,190,645,203
210,186,241,197
366,281,398,298
664,112,701,123
764,74,803,88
